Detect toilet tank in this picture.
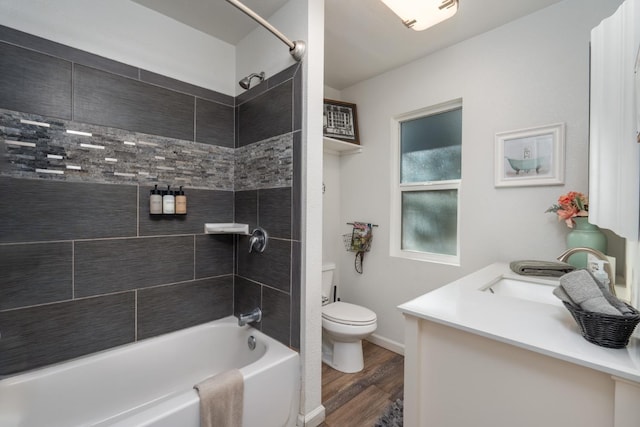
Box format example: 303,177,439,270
322,263,336,300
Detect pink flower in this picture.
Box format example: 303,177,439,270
545,191,589,228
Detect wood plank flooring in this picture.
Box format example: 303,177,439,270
320,341,404,427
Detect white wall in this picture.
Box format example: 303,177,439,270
322,152,342,267
323,85,342,101
235,0,304,95
0,0,236,95
322,86,343,275
325,0,625,347
235,1,326,425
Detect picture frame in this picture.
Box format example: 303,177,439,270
494,123,565,187
323,99,360,144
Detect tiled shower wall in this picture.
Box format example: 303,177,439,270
0,25,302,376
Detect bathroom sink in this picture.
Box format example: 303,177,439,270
482,277,561,306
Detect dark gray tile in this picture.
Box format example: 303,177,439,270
140,69,234,105
293,67,302,131
237,237,290,292
0,42,72,119
234,106,240,148
262,286,290,346
267,64,299,89
137,276,233,340
0,292,135,375
74,236,194,297
0,25,138,79
233,65,296,105
234,276,262,327
234,190,257,231
290,241,301,350
235,80,269,106
292,131,302,241
0,177,137,243
195,234,234,279
259,187,291,239
74,65,194,141
195,99,234,147
139,187,233,236
237,80,293,147
0,242,72,310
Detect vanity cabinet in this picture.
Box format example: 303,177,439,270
399,263,640,427
402,316,640,427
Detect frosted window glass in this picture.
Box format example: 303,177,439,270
402,190,458,255
401,108,462,183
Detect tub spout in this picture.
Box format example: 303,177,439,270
238,307,262,326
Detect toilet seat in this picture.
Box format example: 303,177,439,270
322,302,377,326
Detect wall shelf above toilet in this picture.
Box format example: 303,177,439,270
323,137,362,155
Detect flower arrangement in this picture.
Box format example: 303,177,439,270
546,191,588,228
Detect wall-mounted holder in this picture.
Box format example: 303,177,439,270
150,185,187,216
249,227,268,253
343,222,378,274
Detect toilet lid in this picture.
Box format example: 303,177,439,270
322,302,377,326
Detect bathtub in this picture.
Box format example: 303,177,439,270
0,316,300,427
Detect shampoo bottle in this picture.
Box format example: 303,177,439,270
163,185,175,214
175,186,187,215
149,184,162,215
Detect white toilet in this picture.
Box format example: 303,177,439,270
321,262,377,373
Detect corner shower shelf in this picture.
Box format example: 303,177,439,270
323,137,362,155
204,223,250,235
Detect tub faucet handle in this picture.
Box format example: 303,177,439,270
248,227,268,253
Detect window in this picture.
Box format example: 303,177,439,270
390,99,462,264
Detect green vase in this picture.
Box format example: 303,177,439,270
565,217,607,268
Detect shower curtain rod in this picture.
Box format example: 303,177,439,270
225,0,306,61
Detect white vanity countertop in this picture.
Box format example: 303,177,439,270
398,262,640,383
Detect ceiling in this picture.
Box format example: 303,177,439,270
132,0,564,90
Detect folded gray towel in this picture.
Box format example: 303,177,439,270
589,270,636,316
510,260,575,277
552,285,576,305
559,270,621,315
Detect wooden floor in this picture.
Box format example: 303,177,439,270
320,341,404,427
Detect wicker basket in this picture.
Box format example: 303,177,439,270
562,301,640,348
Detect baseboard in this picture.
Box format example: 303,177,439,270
297,405,326,427
367,333,405,355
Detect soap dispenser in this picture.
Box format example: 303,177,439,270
163,185,175,214
149,184,162,215
175,186,187,215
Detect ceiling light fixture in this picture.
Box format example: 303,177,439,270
380,0,459,31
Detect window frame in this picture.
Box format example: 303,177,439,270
389,99,462,265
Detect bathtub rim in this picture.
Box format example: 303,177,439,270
0,315,301,427
0,315,298,384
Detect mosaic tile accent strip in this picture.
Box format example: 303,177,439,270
0,109,234,190
1,109,295,191
235,133,293,191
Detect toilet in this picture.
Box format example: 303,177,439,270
321,262,377,373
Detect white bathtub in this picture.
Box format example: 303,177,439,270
0,316,300,427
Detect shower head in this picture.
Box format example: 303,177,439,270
239,71,265,90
